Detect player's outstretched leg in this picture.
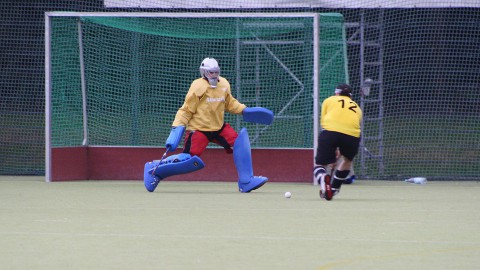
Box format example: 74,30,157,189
233,128,268,193
314,165,333,200
143,153,205,192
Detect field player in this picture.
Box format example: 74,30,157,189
314,83,362,200
143,58,274,193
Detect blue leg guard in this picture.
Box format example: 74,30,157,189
143,153,205,192
233,128,268,193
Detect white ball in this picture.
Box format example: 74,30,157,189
284,191,292,198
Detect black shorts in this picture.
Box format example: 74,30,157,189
315,130,360,165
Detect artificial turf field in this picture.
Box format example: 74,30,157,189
1,177,479,270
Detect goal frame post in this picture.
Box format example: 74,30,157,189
45,12,321,182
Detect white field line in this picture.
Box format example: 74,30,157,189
0,231,479,245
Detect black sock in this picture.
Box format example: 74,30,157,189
332,170,350,189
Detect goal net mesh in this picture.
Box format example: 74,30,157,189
48,14,347,149
3,2,479,181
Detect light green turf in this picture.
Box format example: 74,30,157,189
0,177,479,270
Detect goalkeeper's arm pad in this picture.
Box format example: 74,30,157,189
165,126,185,151
242,107,274,125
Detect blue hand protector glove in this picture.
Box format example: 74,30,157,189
243,107,274,125
165,126,185,151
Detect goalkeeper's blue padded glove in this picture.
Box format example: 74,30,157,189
165,126,185,151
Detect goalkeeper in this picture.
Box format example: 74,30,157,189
143,58,274,193
313,84,362,201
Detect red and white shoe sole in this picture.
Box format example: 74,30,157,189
323,175,333,201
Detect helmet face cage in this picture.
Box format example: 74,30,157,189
199,58,220,88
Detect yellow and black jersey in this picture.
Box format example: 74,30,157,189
172,76,246,131
320,95,362,138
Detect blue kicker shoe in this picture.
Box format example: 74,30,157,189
143,161,162,192
238,176,268,193
344,175,356,184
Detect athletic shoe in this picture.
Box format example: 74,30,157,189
319,174,334,201
344,175,356,184
238,176,268,193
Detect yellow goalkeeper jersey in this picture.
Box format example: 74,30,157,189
172,76,246,131
321,95,362,138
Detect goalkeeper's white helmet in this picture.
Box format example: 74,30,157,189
199,58,220,88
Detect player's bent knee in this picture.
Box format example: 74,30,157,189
151,153,205,180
